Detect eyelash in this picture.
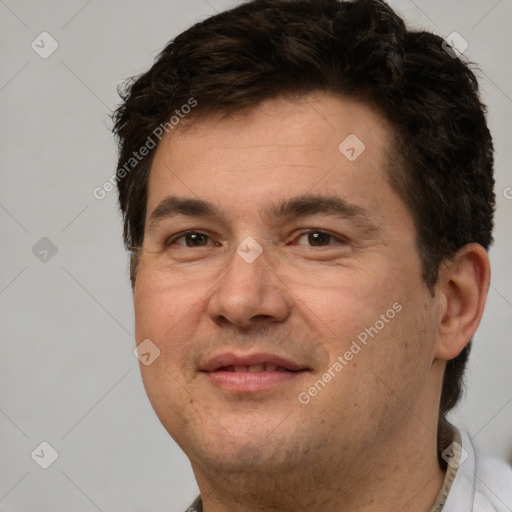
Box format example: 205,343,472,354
166,229,347,248
167,231,219,248
293,230,347,247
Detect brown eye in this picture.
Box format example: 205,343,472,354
295,230,342,246
172,232,211,247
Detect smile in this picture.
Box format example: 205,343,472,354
200,353,309,392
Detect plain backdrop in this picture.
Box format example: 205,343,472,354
1,1,511,511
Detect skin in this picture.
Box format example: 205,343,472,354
133,93,490,511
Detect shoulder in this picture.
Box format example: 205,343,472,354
442,427,512,512
474,455,512,511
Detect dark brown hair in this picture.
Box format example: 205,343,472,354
112,0,495,450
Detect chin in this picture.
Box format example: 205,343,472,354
195,444,299,477
179,425,302,475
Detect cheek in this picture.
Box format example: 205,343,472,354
283,265,407,350
133,272,202,426
309,298,436,440
134,258,205,325
133,267,206,370
298,269,434,401
359,293,438,410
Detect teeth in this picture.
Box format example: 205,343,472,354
225,364,283,372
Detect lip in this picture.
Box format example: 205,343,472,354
200,352,307,372
200,352,309,393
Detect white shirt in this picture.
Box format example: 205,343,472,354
439,429,512,511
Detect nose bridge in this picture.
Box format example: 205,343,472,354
207,237,290,327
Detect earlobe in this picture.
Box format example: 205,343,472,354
434,243,490,361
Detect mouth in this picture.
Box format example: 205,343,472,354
199,353,310,392
214,363,299,372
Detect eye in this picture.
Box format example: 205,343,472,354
294,230,346,247
169,231,213,247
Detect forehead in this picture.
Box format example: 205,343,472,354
147,93,397,219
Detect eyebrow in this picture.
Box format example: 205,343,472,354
149,197,218,228
148,194,379,234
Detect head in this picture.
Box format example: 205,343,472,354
113,0,494,487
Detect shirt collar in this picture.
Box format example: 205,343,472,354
429,425,464,512
435,428,476,512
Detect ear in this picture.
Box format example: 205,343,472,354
434,243,491,361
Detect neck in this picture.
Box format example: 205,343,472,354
191,420,445,512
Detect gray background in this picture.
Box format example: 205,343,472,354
1,1,511,511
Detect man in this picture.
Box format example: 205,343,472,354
112,0,512,510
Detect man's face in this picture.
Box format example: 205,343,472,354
133,94,443,477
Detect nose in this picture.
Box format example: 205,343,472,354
206,241,292,329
